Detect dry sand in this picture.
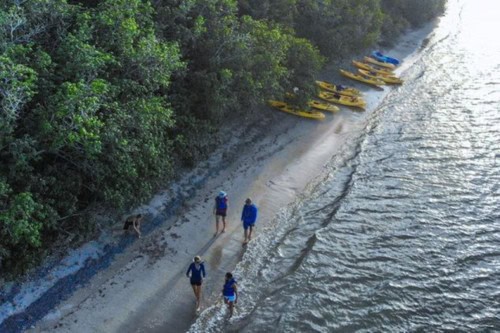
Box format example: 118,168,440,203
21,23,436,333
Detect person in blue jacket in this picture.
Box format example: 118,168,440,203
241,198,258,244
186,256,206,310
222,272,238,317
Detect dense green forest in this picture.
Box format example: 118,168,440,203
0,0,445,276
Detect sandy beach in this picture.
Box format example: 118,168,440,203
0,23,436,333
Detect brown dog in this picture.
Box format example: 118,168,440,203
123,214,144,238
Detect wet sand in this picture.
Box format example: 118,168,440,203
20,23,437,333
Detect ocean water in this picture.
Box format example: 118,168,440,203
190,0,500,332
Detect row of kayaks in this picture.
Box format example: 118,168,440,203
340,54,404,87
268,81,365,120
269,51,401,120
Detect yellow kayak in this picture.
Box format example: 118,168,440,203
357,69,403,85
315,80,361,97
352,60,394,76
318,91,366,109
268,100,325,120
364,56,396,69
339,69,385,87
308,100,340,113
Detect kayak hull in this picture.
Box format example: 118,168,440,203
268,100,326,120
318,91,366,109
308,100,340,113
339,69,385,87
357,69,403,85
352,60,394,76
371,51,400,65
364,56,396,70
315,80,361,97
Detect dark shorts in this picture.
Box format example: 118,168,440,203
243,221,255,230
216,209,227,217
190,280,202,286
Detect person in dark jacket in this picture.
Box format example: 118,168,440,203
241,198,258,244
222,272,238,317
213,191,228,236
186,256,206,310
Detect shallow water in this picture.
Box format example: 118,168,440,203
190,0,500,331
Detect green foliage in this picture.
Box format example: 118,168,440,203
292,0,384,57
225,16,297,108
237,0,297,27
284,36,325,107
398,0,446,27
380,0,446,45
99,96,176,206
0,55,37,146
0,0,183,274
0,179,47,272
0,186,43,248
56,17,116,81
156,0,246,120
155,0,322,122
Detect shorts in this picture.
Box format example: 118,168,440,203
123,221,132,230
224,295,236,302
190,280,202,286
216,209,227,217
243,222,255,230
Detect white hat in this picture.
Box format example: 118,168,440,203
218,191,227,198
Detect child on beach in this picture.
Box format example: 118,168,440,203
123,214,144,238
214,191,228,236
222,272,238,318
186,256,206,311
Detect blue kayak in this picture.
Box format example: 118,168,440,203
371,51,400,65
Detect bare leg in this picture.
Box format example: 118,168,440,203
228,301,234,317
191,285,200,308
248,225,253,240
191,284,198,297
195,285,201,309
243,228,248,243
221,216,226,233
133,221,141,238
215,215,220,236
193,285,201,309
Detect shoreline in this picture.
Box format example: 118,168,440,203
1,22,436,333
0,110,296,332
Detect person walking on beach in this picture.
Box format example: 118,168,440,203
241,198,258,244
222,272,238,318
123,214,144,238
186,256,206,310
214,191,228,236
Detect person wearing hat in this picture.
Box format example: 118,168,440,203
186,255,206,310
241,198,258,244
213,191,228,236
